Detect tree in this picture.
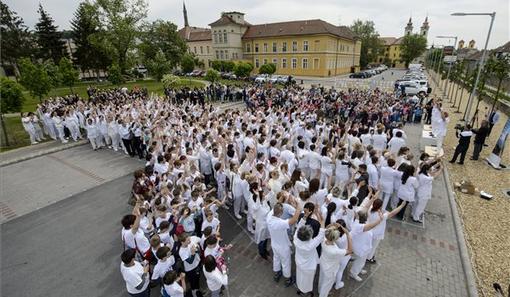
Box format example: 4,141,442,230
0,2,34,77
70,2,110,77
211,60,222,72
18,58,52,103
181,53,195,73
350,20,383,68
146,49,172,81
234,62,254,77
43,60,62,88
138,20,187,69
0,78,25,146
487,55,510,115
107,63,123,85
259,63,276,75
161,74,181,88
91,0,148,74
35,4,67,64
59,57,79,93
223,61,235,72
204,69,220,83
400,34,427,68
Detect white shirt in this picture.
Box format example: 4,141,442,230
266,215,291,251
294,224,325,269
417,173,434,200
151,257,175,280
120,261,149,294
388,137,406,155
367,164,379,189
203,267,228,291
350,221,373,257
164,282,184,297
372,134,387,151
179,244,200,271
397,176,419,202
122,228,150,254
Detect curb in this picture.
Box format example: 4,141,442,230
442,166,479,297
0,140,88,167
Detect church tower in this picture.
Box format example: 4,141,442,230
420,17,429,40
405,17,413,36
183,2,189,27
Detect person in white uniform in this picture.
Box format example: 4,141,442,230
21,113,38,145
253,187,271,259
435,111,449,150
412,163,442,223
203,255,228,297
349,210,383,281
85,117,100,150
379,158,400,211
294,215,325,296
120,248,150,297
396,165,419,220
319,224,352,297
267,202,301,287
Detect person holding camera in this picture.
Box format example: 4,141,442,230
449,124,473,165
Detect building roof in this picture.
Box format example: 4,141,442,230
241,19,356,40
209,14,250,27
178,26,212,41
494,41,510,54
380,36,404,46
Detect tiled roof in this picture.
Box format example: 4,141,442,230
209,15,250,27
380,36,405,46
241,19,356,40
178,26,212,41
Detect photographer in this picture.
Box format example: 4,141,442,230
471,120,490,161
449,124,473,165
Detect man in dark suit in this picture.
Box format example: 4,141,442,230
449,124,473,165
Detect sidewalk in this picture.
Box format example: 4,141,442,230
428,73,510,296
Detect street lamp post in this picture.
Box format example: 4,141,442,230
435,46,444,85
436,36,458,101
451,12,496,122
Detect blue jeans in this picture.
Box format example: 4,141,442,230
130,286,150,297
258,239,269,258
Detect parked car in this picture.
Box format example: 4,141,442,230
349,72,367,78
254,74,269,83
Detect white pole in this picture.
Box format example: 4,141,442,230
464,13,496,122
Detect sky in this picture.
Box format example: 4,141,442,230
6,0,509,49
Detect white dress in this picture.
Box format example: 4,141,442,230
253,199,271,243
319,241,346,297
294,226,325,293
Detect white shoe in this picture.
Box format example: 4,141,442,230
62,140,68,143
114,148,118,152
350,274,362,282
360,269,367,275
335,281,345,289
31,141,38,145
248,229,255,234
242,210,249,214
235,214,242,220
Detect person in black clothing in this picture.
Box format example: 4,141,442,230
298,202,320,238
355,164,370,203
449,124,473,164
471,120,490,160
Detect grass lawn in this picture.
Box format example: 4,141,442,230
0,116,35,152
21,79,205,112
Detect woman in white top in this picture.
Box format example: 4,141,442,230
29,112,45,142
107,116,121,151
294,216,325,296
267,170,283,207
203,255,228,297
162,271,186,297
51,111,68,143
289,169,309,198
396,165,419,220
366,198,407,263
318,225,352,297
64,110,81,141
412,163,443,223
252,189,271,259
320,146,334,189
379,158,401,211
334,151,352,190
349,210,383,281
85,117,100,150
21,113,38,144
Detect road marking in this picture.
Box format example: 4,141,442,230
0,201,17,221
47,155,106,183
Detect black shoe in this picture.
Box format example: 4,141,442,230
274,271,282,282
285,277,295,287
483,144,488,147
412,219,423,223
449,160,455,164
457,162,464,165
470,157,478,160
367,258,376,263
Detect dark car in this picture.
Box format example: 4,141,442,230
349,72,367,78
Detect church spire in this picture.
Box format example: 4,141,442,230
405,17,413,36
183,1,189,27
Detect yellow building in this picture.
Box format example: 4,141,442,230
242,20,361,77
178,4,213,68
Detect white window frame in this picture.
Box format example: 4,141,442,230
291,58,297,69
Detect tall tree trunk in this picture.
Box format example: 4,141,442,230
489,78,503,117
452,83,459,108
457,86,465,113
0,113,10,147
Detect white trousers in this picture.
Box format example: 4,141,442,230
335,254,351,289
350,253,368,276
412,197,430,221
272,246,292,278
296,266,316,293
436,135,445,150
68,124,81,141
109,133,121,151
318,268,336,297
233,194,245,216
367,238,382,260
89,137,98,149
382,192,392,211
320,172,331,189
56,127,66,142
26,129,37,144
390,191,400,209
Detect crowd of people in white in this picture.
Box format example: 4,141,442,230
29,84,446,297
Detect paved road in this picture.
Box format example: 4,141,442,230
298,69,405,88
